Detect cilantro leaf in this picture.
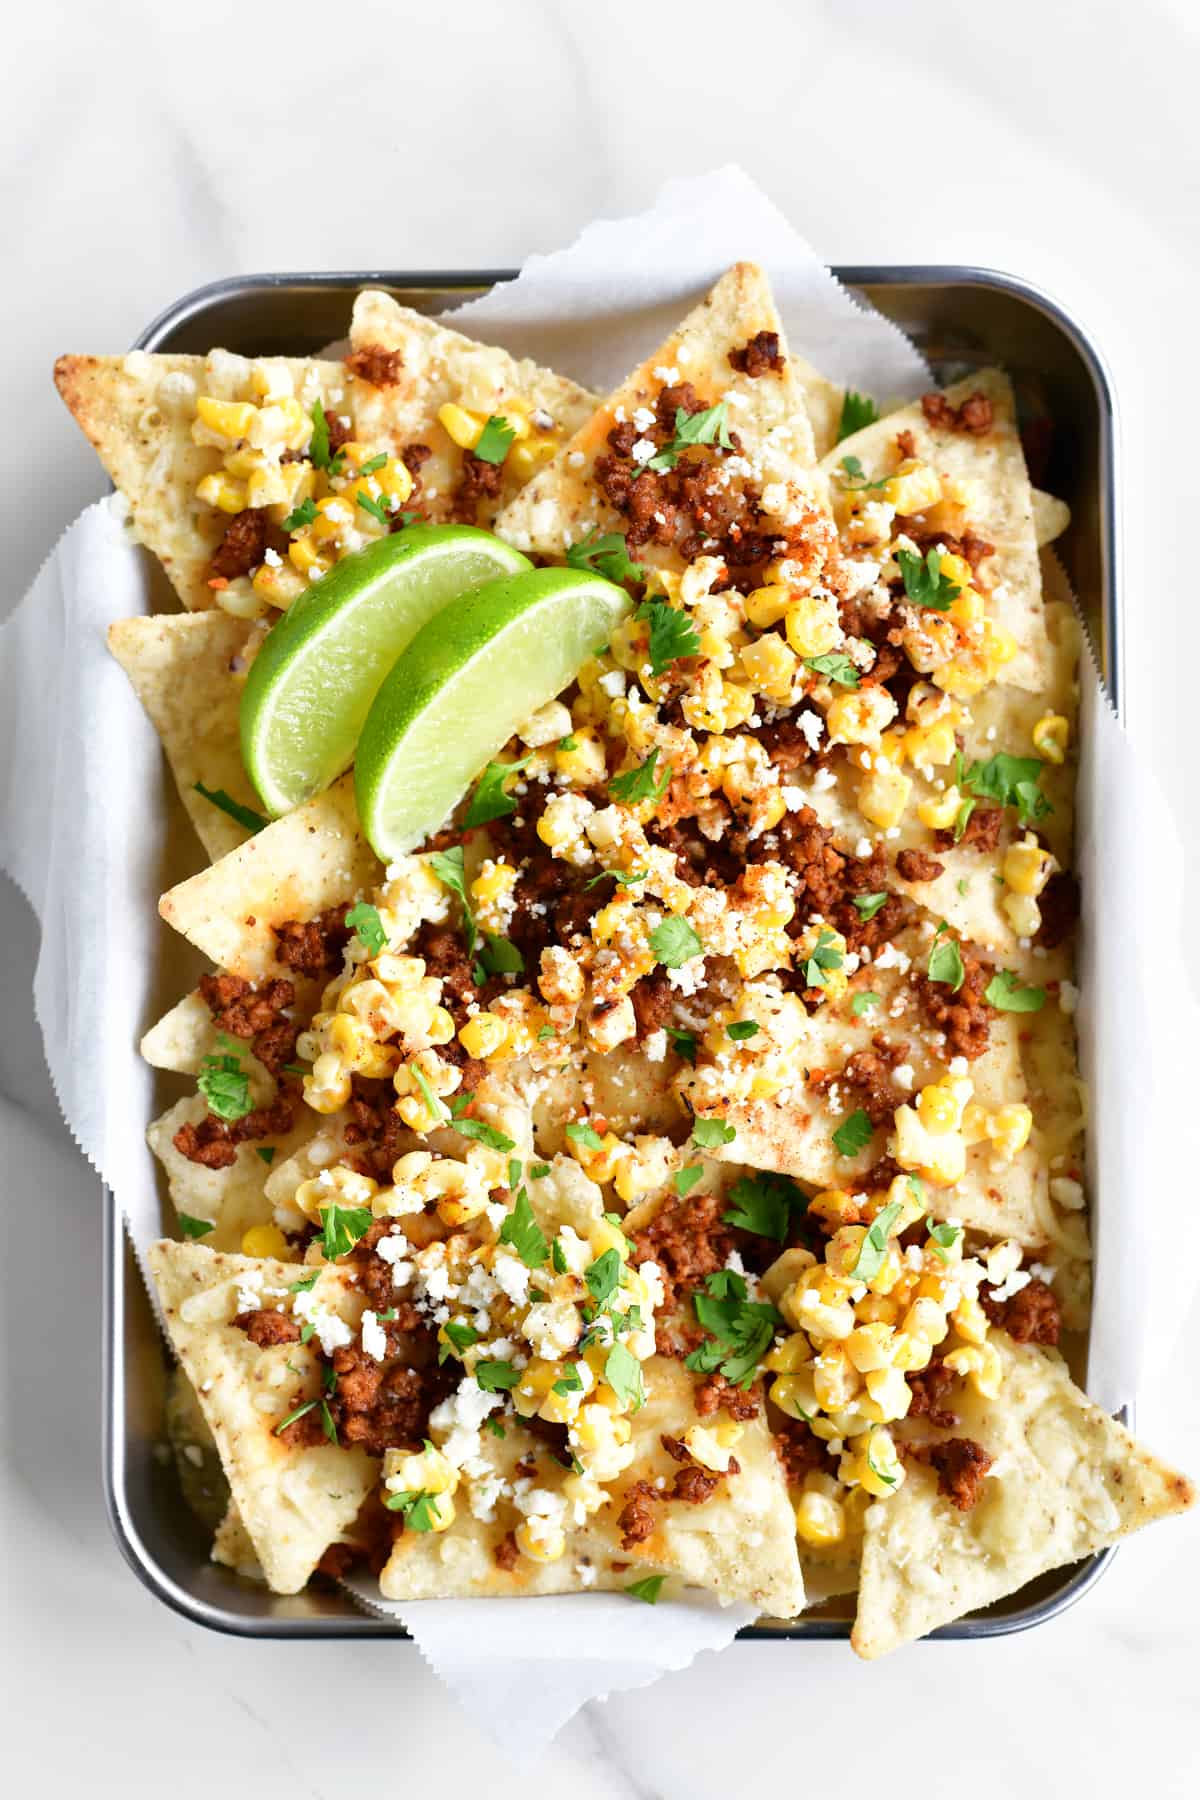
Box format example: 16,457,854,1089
282,496,317,532
255,1145,276,1166
586,867,649,890
498,1189,549,1268
985,968,1046,1012
476,932,524,978
288,1272,320,1294
529,1163,551,1180
961,752,1052,827
610,748,672,805
565,1121,604,1151
554,1363,585,1396
585,1248,623,1308
692,1117,736,1149
453,1118,517,1152
566,530,646,585
604,1342,645,1410
464,754,532,829
308,401,332,469
726,1020,760,1042
927,929,965,992
837,454,889,493
192,783,267,835
832,1109,874,1158
439,1320,481,1364
320,1203,373,1261
666,1027,698,1065
472,415,517,464
674,1165,704,1197
384,1488,441,1531
411,1064,450,1126
925,1218,963,1263
429,845,477,955
687,1274,782,1387
849,1200,904,1282
359,452,388,475
867,1441,899,1488
722,1172,801,1241
704,1269,746,1301
649,915,702,969
837,391,880,441
897,546,961,611
625,1575,666,1604
635,597,701,676
274,1398,318,1436
851,991,880,1017
197,1051,251,1122
475,1359,520,1392
805,653,860,689
345,901,387,957
803,925,844,989
178,1213,215,1240
356,489,389,526
853,892,890,921
643,401,734,472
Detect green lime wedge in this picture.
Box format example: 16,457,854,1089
240,525,530,815
355,567,632,859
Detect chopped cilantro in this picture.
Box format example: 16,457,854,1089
674,1165,704,1197
832,1109,874,1158
454,1118,517,1152
553,1363,585,1396
692,1117,736,1149
178,1213,215,1240
866,1442,899,1489
254,1145,276,1166
666,1026,698,1065
356,489,389,526
586,867,648,890
925,1218,963,1263
429,846,476,955
897,546,961,611
604,1342,645,1411
853,891,890,921
642,401,734,473
319,1203,373,1261
565,1121,604,1151
345,901,387,957
274,1398,317,1436
610,748,672,805
358,452,388,475
384,1488,441,1531
585,1248,623,1308
726,1020,760,1042
625,1575,666,1604
464,753,532,829
722,1171,801,1241
475,1359,520,1392
957,877,970,896
837,454,889,493
473,415,517,464
648,915,702,968
851,991,881,1017
192,783,267,835
484,1417,506,1439
412,1065,450,1126
197,1050,251,1122
803,925,844,989
476,932,525,979
537,1024,557,1039
805,653,860,689
498,1188,549,1268
281,496,317,532
961,751,1052,827
565,530,646,585
308,401,332,469
529,1162,551,1180
837,391,880,441
635,597,701,676
985,969,1046,1012
686,1271,783,1387
849,1200,904,1281
952,795,976,841
927,928,965,992
288,1271,320,1294
551,1238,569,1274
507,1158,522,1189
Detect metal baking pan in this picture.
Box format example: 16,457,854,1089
102,265,1123,1639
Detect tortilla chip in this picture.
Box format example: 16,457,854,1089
54,351,348,611
148,1241,377,1592
212,1502,264,1580
495,262,819,563
158,774,378,980
827,369,1048,693
851,1334,1195,1657
146,1096,314,1250
348,290,597,523
1033,488,1070,547
788,354,844,459
107,613,259,860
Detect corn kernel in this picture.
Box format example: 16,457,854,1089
459,1012,509,1060
785,591,842,657
554,726,608,786
1003,836,1056,898
765,1332,811,1375
514,1517,566,1563
437,402,484,449
745,583,793,628
771,1369,819,1421
376,457,414,504
986,1103,1033,1161
238,1222,286,1258
196,471,248,514
917,786,963,831
1032,713,1069,764
883,459,942,514
195,396,257,440
857,761,912,830
794,1489,846,1547
827,687,898,747
952,1293,989,1346
740,633,798,699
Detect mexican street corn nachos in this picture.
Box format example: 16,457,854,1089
57,264,1193,1653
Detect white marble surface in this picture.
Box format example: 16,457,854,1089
4,0,1200,1792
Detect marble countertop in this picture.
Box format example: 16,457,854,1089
4,0,1199,1793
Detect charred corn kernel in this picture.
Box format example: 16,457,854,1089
1032,712,1069,764
1003,835,1056,898
375,457,414,503
917,786,963,830
739,633,798,698
794,1489,846,1548
825,1224,870,1281
459,1012,509,1060
771,1369,820,1421
195,395,257,440
902,610,959,673
986,1103,1033,1161
568,1130,624,1185
906,682,959,727
681,667,757,734
904,717,958,775
863,1366,912,1421
765,1332,811,1375
857,761,912,830
240,1223,287,1259
252,558,307,608
952,1293,989,1345
812,1346,861,1411
515,1516,566,1563
745,583,793,628
944,1340,1003,1399
304,1051,352,1113
784,591,842,657
437,401,484,449
554,726,608,786
609,615,647,673
845,1322,896,1374
196,471,248,514
883,459,942,514
853,1428,906,1498
826,687,898,747
512,1359,559,1415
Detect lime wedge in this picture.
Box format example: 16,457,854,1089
240,525,530,815
355,567,632,859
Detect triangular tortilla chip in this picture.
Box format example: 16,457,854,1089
495,262,819,564
212,1502,264,1580
107,612,260,860
147,1096,316,1251
826,369,1048,693
148,1241,377,1592
1033,488,1070,547
158,774,378,979
851,1334,1195,1657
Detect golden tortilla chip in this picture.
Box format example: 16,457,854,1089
107,613,260,860
148,1241,378,1592
211,1502,264,1580
851,1334,1195,1657
1033,487,1070,546
147,1097,314,1251
495,262,819,564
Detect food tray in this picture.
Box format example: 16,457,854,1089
102,266,1123,1638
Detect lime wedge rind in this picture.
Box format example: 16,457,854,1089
355,567,632,860
240,525,530,816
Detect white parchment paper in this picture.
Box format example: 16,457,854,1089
1,169,1192,1756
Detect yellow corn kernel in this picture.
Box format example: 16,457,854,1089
794,1489,846,1547
918,1082,964,1135
948,586,986,629
195,396,257,441
327,1014,399,1078
565,1129,623,1186
857,761,912,830
303,1051,353,1114
903,717,958,776
764,1332,811,1376
986,1103,1033,1161
952,1293,989,1346
681,668,757,734
1032,712,1069,764
739,633,798,699
806,1188,858,1230
862,1365,912,1421
771,1369,820,1422
287,535,329,577
935,551,974,592
844,1322,895,1375
375,457,415,504
248,396,310,454
944,1340,1003,1400
826,687,898,748
745,582,793,628
239,1223,286,1259
1002,891,1042,938
554,726,608,786
513,1515,566,1563
883,459,942,514
752,787,789,835
196,471,248,514
509,437,558,480
916,786,963,831
252,558,308,609
889,1331,933,1373
812,1346,860,1411
785,591,842,658
1002,836,1056,898
459,1012,509,1060
856,1428,906,1498
437,402,485,449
